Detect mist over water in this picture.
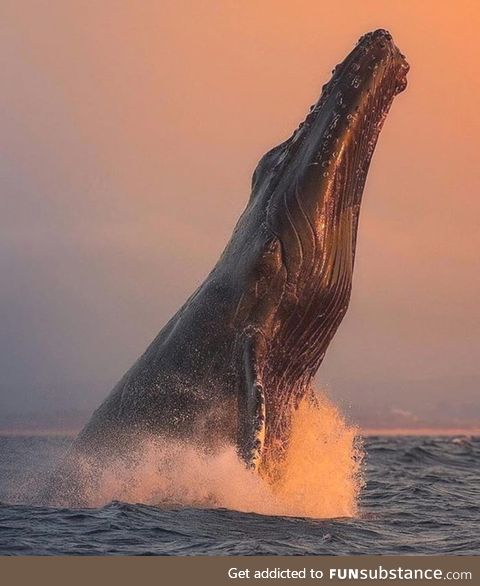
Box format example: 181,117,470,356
44,396,362,518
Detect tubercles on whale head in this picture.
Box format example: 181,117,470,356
264,29,409,213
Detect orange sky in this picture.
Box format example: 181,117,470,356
1,1,479,426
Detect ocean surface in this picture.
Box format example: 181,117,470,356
0,434,479,555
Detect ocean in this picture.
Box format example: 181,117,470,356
0,433,478,555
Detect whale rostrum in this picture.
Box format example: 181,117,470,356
44,30,408,503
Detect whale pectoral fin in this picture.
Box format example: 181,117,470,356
244,380,266,471
237,333,266,470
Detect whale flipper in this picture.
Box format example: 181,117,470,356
236,331,267,470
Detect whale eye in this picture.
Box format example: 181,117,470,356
259,236,283,278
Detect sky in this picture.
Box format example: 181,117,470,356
1,1,479,429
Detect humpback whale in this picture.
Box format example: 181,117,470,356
44,30,408,504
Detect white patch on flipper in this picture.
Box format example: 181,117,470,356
250,383,266,471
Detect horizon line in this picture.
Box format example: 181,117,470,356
1,427,479,438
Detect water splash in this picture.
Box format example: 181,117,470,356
69,394,363,519
272,396,364,517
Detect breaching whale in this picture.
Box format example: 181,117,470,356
43,29,408,504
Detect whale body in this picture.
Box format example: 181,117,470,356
43,30,408,504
